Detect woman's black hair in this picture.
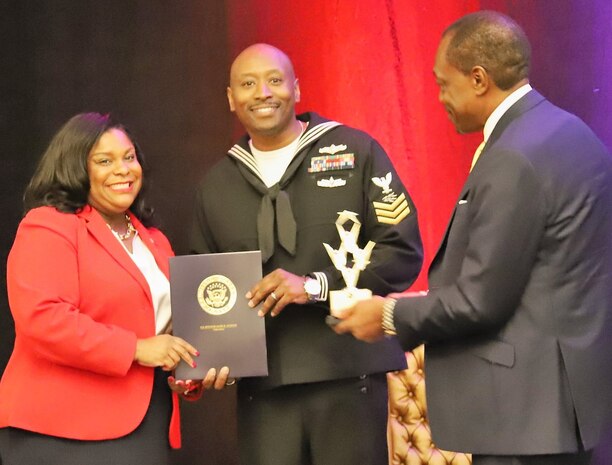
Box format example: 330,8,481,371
23,112,155,226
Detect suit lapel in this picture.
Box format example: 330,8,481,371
78,206,153,303
429,184,474,274
429,90,546,274
486,90,545,147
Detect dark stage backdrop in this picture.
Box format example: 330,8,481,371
1,1,611,464
0,2,240,464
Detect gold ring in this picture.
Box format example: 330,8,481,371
225,378,236,386
270,292,278,301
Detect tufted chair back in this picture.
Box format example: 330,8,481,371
387,345,472,465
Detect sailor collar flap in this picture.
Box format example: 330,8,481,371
224,114,342,263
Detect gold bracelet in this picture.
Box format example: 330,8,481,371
382,298,397,336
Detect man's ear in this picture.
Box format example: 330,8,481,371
294,78,301,103
227,86,235,112
472,66,489,96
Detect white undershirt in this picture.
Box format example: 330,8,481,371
249,134,301,187
115,232,172,335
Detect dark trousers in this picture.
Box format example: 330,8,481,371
237,373,389,465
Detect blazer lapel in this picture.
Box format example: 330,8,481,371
78,206,153,303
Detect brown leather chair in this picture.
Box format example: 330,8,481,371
387,345,472,465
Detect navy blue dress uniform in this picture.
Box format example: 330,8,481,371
191,112,423,465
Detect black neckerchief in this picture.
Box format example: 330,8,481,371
227,112,341,262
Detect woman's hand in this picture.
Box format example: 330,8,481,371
168,366,233,401
167,376,204,401
134,334,199,371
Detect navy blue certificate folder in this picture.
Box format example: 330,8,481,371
170,250,268,380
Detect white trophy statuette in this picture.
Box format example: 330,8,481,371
323,210,375,318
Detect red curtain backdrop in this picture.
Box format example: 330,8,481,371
226,0,612,292
227,0,482,290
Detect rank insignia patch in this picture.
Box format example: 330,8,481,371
373,193,410,224
372,172,410,224
372,173,393,193
308,153,355,173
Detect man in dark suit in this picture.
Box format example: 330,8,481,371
335,11,612,465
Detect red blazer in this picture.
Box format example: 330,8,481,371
0,205,181,448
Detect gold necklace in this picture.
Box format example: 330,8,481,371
108,214,136,240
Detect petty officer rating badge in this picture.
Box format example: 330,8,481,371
371,172,411,225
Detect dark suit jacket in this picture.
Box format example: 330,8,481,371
393,91,612,454
0,205,181,447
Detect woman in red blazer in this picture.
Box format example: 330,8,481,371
0,113,225,465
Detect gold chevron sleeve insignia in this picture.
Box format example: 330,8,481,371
373,193,410,224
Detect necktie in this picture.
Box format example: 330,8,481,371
470,140,486,172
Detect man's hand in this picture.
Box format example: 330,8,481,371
333,296,386,342
246,268,310,317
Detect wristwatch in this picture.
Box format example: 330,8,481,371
303,277,322,302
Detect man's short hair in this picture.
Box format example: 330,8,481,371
443,11,531,90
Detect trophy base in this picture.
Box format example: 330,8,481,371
329,288,372,319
